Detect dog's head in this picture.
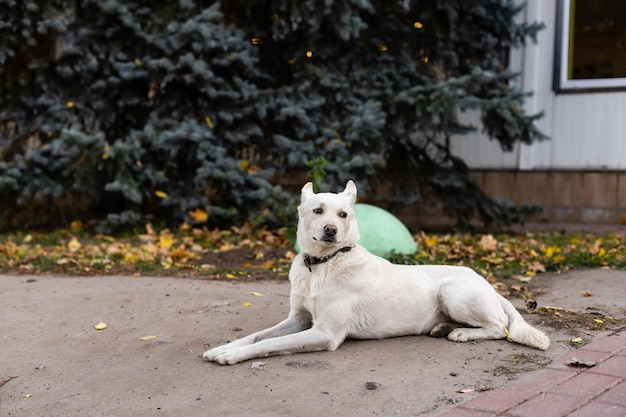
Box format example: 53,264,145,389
296,180,360,256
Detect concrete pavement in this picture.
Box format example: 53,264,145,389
1,269,624,416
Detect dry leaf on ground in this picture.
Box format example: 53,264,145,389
94,321,107,330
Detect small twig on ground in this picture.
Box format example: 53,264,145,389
0,375,18,389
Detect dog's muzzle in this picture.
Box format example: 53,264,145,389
320,224,338,243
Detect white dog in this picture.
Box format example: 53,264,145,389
203,181,549,365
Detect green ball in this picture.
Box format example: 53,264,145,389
354,203,416,256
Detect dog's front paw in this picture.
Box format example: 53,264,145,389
203,347,245,365
203,346,228,362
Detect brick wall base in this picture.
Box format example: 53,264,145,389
274,170,626,231
394,170,626,231
477,170,626,224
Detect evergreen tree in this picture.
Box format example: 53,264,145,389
0,0,545,230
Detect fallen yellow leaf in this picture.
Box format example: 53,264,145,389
261,260,275,270
219,243,235,251
593,319,604,324
250,292,264,297
205,116,214,129
545,246,560,259
423,235,438,248
226,273,236,279
154,190,168,199
22,393,32,398
139,335,158,341
68,237,81,252
124,252,138,263
158,235,174,249
571,337,583,344
170,245,194,262
95,321,108,330
188,208,208,222
242,302,252,307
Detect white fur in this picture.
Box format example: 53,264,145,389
203,180,550,365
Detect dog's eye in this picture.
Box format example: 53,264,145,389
313,208,323,214
338,211,348,218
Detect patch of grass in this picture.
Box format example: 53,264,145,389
0,227,623,279
389,231,626,279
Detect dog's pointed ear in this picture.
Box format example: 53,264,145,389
301,182,315,202
341,180,357,205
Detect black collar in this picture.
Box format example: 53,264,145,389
302,246,353,272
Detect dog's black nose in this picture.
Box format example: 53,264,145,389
324,225,337,237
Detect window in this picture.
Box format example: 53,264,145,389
555,0,626,90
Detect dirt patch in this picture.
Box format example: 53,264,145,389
195,246,293,281
492,352,553,378
197,246,292,269
529,306,626,347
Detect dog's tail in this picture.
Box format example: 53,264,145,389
498,294,550,350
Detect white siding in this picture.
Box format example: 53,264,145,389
450,0,626,171
550,93,626,169
517,0,555,170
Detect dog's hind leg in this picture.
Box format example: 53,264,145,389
447,322,508,342
436,281,509,343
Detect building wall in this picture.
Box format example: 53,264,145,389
447,1,626,226
450,1,626,171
